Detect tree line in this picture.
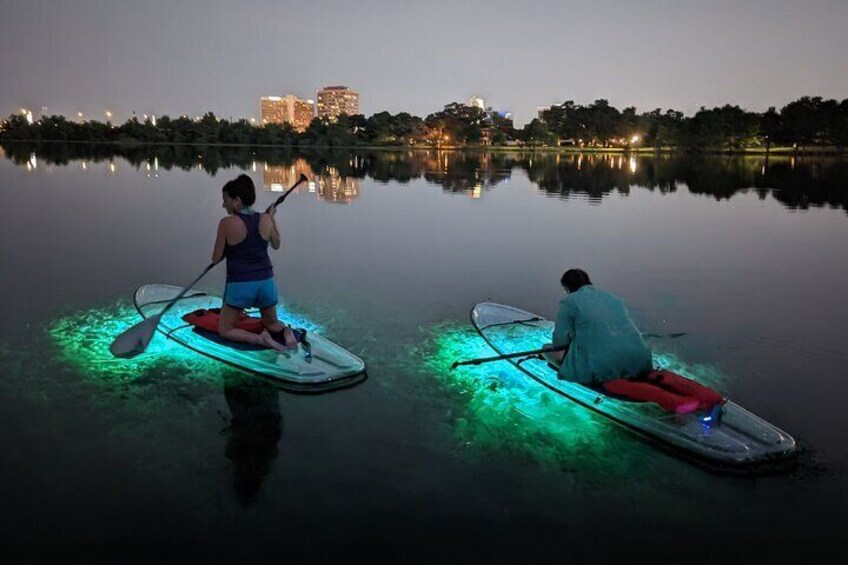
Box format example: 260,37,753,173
2,95,847,151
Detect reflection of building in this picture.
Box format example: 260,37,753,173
260,95,315,132
262,162,360,203
316,86,360,120
316,167,360,204
262,159,315,192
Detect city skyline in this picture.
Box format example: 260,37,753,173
1,1,847,127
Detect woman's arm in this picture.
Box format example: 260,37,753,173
211,219,227,264
262,212,281,250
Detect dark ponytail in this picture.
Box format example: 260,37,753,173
222,174,256,206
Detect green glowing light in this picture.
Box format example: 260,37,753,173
416,321,730,473
47,300,328,387
48,301,227,386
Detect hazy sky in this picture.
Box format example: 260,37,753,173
1,0,846,125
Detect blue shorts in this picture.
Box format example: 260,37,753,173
224,278,278,309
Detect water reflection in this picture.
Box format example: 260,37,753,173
263,160,361,203
2,142,845,213
222,376,283,506
263,160,313,192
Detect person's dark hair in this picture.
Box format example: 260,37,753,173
560,268,592,292
222,174,256,207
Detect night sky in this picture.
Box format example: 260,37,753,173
1,0,846,125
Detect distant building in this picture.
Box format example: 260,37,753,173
284,95,315,132
260,96,286,126
260,95,315,132
469,96,486,110
537,106,552,120
316,86,360,121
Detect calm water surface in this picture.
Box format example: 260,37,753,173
1,146,846,562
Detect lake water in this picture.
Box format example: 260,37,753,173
1,145,846,562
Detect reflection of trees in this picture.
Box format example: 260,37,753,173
522,153,642,201
519,153,846,212
422,151,513,197
222,377,282,507
756,158,848,211
2,142,845,212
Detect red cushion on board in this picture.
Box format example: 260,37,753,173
181,308,265,335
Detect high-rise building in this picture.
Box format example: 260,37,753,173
260,96,286,125
469,95,486,110
260,95,315,132
316,86,360,121
289,96,315,132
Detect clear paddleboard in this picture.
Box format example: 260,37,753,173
471,302,796,471
135,284,366,392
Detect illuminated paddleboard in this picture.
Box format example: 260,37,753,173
472,302,796,471
135,284,366,393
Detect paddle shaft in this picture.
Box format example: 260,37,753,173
158,262,217,319
265,173,308,213
451,343,569,369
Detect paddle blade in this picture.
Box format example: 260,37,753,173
109,315,160,358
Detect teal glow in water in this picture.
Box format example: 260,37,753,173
417,322,731,473
48,301,227,386
48,300,327,387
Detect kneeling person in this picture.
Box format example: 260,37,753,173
211,174,297,352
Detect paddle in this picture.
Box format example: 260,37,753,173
109,174,309,359
266,173,308,213
450,344,569,370
109,263,217,358
450,330,686,370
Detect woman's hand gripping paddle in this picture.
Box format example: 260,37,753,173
266,173,308,213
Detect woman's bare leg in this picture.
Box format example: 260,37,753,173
219,304,287,352
260,306,297,348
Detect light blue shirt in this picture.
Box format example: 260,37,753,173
552,285,653,385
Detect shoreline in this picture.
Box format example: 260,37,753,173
1,138,845,156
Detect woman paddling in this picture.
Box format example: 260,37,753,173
211,174,297,352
